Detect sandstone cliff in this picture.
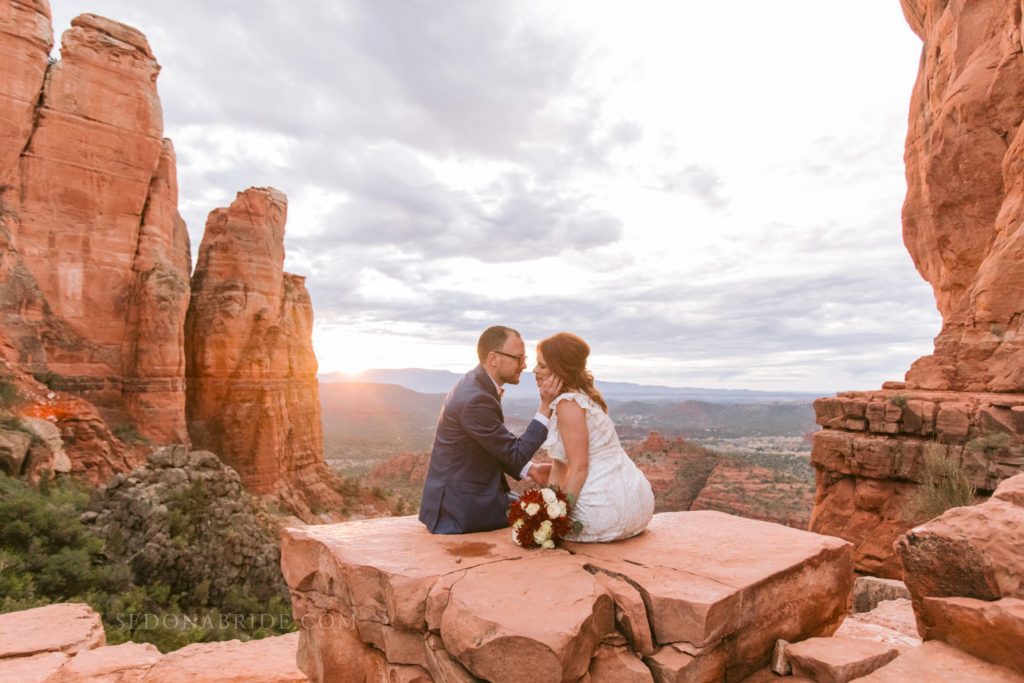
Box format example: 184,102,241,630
811,0,1024,576
185,188,343,520
899,0,1024,392
1,8,341,518
0,7,191,447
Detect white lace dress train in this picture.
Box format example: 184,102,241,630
543,392,655,542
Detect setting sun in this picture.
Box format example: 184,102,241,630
312,323,472,376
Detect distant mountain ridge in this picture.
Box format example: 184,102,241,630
319,368,821,404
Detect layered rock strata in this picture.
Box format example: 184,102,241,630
186,188,342,520
0,8,191,445
810,389,1024,576
0,358,138,484
280,511,853,683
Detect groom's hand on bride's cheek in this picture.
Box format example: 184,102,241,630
528,463,552,486
540,375,563,402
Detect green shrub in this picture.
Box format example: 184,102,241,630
0,380,19,408
0,414,22,431
0,474,294,652
888,394,908,408
32,371,64,390
966,432,1011,456
112,423,151,446
335,476,360,498
904,448,977,522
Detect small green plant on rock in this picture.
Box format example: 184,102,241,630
0,379,20,408
888,394,908,409
112,423,151,446
32,371,64,390
966,432,1011,456
904,447,976,523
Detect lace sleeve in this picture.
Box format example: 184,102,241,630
544,392,602,462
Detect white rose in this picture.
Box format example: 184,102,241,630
541,539,555,549
540,519,553,532
546,501,567,519
525,502,541,516
513,519,524,529
541,488,557,504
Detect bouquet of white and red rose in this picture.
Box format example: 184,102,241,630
507,486,581,548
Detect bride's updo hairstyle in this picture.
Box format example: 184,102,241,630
538,332,608,413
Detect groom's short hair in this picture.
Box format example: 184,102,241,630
477,326,521,363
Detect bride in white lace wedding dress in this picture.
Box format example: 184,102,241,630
535,333,654,542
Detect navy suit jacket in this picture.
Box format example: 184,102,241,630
419,365,549,534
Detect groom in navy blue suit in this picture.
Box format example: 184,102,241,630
419,326,562,534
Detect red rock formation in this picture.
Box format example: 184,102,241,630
899,0,1024,392
0,359,138,485
810,390,1024,576
893,473,1024,673
690,457,814,529
186,188,342,520
0,9,191,447
629,431,720,512
281,512,853,682
812,1,1024,575
0,603,105,659
628,431,814,528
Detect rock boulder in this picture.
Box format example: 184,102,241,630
281,511,853,682
0,603,105,659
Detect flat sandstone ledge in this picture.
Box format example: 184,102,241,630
281,510,853,682
0,603,305,682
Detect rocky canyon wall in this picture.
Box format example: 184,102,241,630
1,6,341,520
810,0,1024,576
186,188,343,520
0,6,191,446
899,0,1024,392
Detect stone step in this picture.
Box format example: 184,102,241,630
852,641,1024,682
785,636,899,683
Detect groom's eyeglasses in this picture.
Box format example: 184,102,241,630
494,351,528,365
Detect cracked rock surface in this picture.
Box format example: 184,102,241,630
281,510,853,682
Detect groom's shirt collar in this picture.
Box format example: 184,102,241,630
486,371,504,399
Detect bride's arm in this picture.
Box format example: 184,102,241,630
548,460,569,488
555,400,589,500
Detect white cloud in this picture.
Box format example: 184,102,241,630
47,0,935,392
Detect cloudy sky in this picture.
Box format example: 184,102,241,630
50,1,935,392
